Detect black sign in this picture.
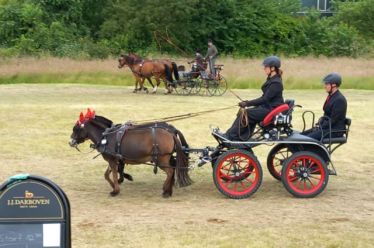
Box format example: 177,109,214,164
0,175,71,248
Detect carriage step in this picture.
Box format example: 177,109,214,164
197,156,211,167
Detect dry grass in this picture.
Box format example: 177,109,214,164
1,56,374,77
0,85,373,247
1,57,374,89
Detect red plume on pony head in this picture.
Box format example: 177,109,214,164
85,108,96,120
76,109,95,125
76,112,85,125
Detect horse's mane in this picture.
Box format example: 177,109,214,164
95,115,113,127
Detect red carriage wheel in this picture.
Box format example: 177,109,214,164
281,151,329,198
267,144,292,181
213,149,262,199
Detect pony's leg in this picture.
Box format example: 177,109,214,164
139,77,146,93
109,161,120,196
152,77,161,94
133,77,139,93
118,161,124,184
159,156,174,198
104,165,114,189
118,161,133,183
162,76,172,94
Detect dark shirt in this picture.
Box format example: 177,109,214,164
244,74,284,109
320,90,347,130
195,54,205,70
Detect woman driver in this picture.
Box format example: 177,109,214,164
224,56,285,140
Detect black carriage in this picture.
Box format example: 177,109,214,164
189,100,351,199
174,63,228,96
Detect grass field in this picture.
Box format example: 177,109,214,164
0,84,373,247
0,57,374,89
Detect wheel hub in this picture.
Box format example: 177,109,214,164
297,167,310,179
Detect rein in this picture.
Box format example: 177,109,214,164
132,105,237,125
73,143,97,154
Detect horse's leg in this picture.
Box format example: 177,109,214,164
152,77,161,94
139,77,146,93
147,77,154,89
104,165,114,189
119,161,133,183
159,156,174,198
109,160,120,196
118,161,125,184
161,76,172,94
123,172,133,181
133,76,139,93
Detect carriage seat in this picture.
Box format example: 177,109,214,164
261,104,290,127
321,118,351,144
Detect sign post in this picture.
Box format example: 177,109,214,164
0,174,71,248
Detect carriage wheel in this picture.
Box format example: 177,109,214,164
213,149,262,199
267,144,292,181
209,76,227,96
197,79,213,97
175,80,192,95
189,78,202,95
281,151,329,198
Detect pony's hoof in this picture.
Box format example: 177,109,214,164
118,178,124,184
110,191,119,197
162,192,172,198
133,90,138,93
124,173,133,181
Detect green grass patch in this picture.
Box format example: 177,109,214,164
0,72,134,86
1,72,373,90
226,75,374,90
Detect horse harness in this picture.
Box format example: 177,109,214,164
96,122,173,173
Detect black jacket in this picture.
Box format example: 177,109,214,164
320,90,347,130
244,74,284,109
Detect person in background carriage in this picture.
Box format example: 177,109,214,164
205,39,218,77
187,49,207,78
224,56,284,141
188,49,205,70
302,73,347,141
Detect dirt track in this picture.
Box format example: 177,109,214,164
0,85,373,247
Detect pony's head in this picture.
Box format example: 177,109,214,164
118,54,135,68
69,108,96,147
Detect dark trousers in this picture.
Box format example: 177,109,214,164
302,127,344,141
226,106,270,141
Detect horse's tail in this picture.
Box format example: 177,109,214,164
175,129,189,158
164,64,173,83
171,62,179,80
173,134,192,187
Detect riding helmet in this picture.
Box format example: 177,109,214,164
322,73,342,86
262,56,281,68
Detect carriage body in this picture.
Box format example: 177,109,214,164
203,100,351,199
174,63,228,96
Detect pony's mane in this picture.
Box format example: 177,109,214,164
95,115,113,127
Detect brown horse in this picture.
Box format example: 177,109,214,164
117,54,154,94
118,54,179,94
129,53,180,83
69,109,192,197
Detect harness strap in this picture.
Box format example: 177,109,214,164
150,124,159,174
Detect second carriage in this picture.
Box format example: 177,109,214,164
173,62,228,96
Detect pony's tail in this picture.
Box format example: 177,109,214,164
164,64,173,83
176,129,189,158
172,62,179,80
173,135,192,187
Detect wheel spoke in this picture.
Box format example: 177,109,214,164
306,177,315,188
